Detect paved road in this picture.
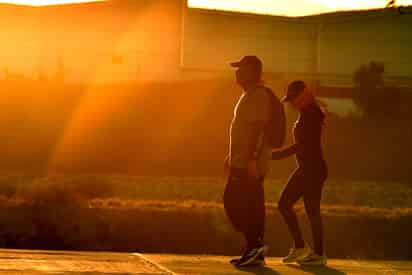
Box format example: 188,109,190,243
146,254,412,275
0,249,168,274
0,249,411,275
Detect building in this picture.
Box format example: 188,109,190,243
0,0,411,91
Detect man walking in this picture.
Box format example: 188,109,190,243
224,56,285,267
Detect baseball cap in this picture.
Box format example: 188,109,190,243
230,56,262,73
282,80,306,102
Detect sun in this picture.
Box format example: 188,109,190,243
0,0,103,6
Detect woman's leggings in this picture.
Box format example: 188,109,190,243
278,166,327,255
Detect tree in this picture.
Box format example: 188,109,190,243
353,62,402,118
353,62,386,116
386,0,396,8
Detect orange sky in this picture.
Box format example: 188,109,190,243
0,0,411,16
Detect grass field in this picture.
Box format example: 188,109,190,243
0,173,411,259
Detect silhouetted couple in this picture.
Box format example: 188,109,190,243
224,56,328,267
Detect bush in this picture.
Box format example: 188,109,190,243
14,177,86,208
66,175,115,199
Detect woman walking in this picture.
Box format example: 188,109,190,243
272,80,328,266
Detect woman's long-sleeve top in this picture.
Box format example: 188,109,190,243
272,102,326,170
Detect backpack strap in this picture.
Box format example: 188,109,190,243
262,86,286,148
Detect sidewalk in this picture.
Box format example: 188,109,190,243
0,249,167,274
145,254,412,275
0,249,411,275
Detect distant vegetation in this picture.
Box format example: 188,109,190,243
353,61,404,117
1,174,411,209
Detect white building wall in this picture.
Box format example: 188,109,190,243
182,8,317,74
0,1,411,86
182,6,412,87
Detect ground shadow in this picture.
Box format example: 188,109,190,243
235,265,281,275
287,264,346,275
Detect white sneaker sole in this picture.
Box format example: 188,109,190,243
298,258,327,266
282,256,307,264
282,250,311,263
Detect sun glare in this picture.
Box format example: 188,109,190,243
1,0,411,12
0,0,103,6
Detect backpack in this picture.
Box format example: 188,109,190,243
262,87,286,148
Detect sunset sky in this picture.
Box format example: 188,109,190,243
0,0,411,16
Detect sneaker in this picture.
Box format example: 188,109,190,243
253,254,266,265
297,252,327,266
236,245,266,267
230,247,247,265
231,244,268,266
261,244,269,256
230,257,241,265
230,254,265,266
282,246,311,263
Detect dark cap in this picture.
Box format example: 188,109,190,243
282,80,307,102
230,56,262,73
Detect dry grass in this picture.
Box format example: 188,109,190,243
87,198,412,218
0,200,410,259
0,174,411,259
